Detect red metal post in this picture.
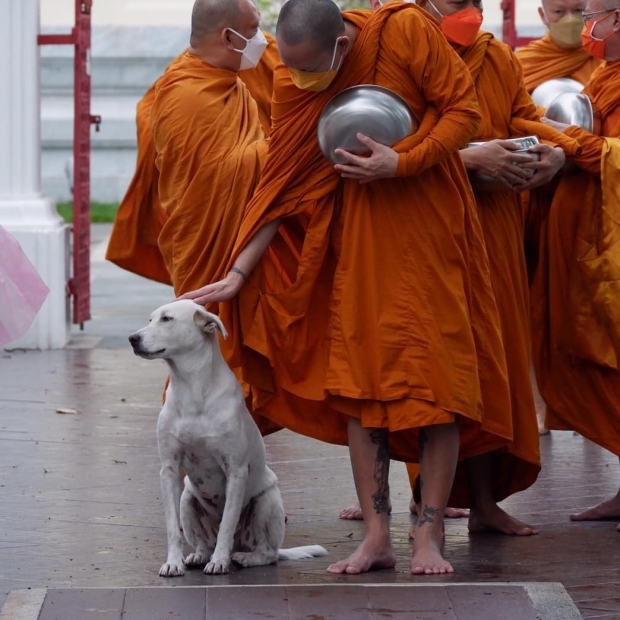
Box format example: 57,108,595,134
38,0,99,327
501,0,538,49
72,0,94,326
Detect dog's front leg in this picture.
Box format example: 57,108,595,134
205,471,248,575
159,458,185,577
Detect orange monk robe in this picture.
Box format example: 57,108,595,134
152,50,281,435
515,32,601,250
104,55,183,284
531,60,620,457
516,32,602,94
442,32,579,505
239,32,280,134
151,50,268,298
105,33,280,282
220,4,516,464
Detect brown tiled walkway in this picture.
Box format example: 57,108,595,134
6,583,579,619
1,346,619,618
1,227,618,619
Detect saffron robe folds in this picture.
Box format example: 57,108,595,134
220,5,515,463
105,34,280,282
531,60,620,457
515,33,602,94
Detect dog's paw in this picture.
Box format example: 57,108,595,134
184,552,208,568
231,552,251,567
159,561,185,577
204,557,231,575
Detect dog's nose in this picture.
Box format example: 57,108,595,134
128,333,141,346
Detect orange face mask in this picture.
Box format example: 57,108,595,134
288,38,343,92
581,11,616,59
428,0,484,46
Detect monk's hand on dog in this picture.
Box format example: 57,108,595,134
512,145,566,192
460,140,536,188
176,271,245,306
334,133,398,183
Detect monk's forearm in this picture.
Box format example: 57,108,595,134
395,111,481,178
564,126,605,175
230,219,281,280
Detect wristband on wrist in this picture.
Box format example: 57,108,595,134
229,267,247,281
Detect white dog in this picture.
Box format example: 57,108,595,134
129,300,327,576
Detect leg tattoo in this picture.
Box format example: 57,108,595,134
417,504,439,527
369,429,390,514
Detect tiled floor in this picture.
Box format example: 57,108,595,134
30,583,556,619
1,226,618,618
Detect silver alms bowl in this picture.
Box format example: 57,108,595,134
317,85,415,165
531,77,584,109
546,92,594,132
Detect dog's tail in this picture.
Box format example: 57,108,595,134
277,545,328,561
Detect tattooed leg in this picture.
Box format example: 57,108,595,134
370,429,390,514
328,417,396,575
411,422,459,575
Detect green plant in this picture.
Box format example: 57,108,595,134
56,202,119,224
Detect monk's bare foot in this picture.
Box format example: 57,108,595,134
411,526,453,575
409,497,469,519
468,504,539,536
327,535,396,574
339,501,392,520
570,494,620,522
409,522,446,540
536,409,549,435
339,502,363,520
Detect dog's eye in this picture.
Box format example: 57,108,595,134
161,316,173,322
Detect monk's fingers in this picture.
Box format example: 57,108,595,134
500,164,533,181
334,162,367,174
508,153,541,164
493,139,522,151
177,287,212,301
336,164,376,179
512,171,554,191
497,168,532,185
334,149,369,167
193,295,212,306
355,133,384,152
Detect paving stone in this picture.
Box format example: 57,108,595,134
38,588,124,620
122,587,205,620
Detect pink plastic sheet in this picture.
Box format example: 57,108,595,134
0,225,50,346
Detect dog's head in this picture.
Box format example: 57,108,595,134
128,300,227,360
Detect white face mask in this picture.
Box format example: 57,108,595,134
228,28,268,71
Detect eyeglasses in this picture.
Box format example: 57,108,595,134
582,8,617,23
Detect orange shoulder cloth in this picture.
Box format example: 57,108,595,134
152,52,266,298
239,32,280,135
515,33,602,92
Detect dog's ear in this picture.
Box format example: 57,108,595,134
193,307,228,340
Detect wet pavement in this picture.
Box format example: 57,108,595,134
1,226,619,618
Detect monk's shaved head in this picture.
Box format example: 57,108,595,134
190,0,242,46
540,0,586,14
277,0,345,54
